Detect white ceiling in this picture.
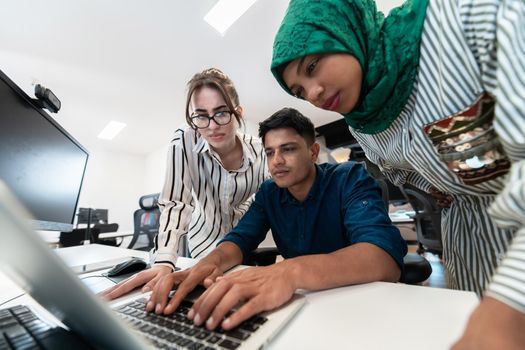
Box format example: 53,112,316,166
0,0,402,155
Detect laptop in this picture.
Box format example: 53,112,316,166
0,181,305,349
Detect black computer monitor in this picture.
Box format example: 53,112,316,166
0,69,89,231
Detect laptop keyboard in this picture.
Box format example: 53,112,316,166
115,298,268,350
0,305,90,350
0,298,267,350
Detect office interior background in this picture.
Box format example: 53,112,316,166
0,0,403,233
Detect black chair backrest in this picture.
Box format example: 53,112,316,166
127,193,160,251
401,185,443,256
372,177,410,211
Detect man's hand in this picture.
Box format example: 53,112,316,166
452,296,525,350
188,261,297,331
147,261,224,315
101,265,172,300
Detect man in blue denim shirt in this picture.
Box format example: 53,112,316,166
148,108,407,331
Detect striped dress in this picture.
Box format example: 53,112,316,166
352,0,525,307
153,126,268,270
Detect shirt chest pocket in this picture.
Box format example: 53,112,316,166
423,92,511,185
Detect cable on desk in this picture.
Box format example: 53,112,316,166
0,293,26,308
79,275,117,284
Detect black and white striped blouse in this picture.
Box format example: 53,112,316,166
153,126,268,269
351,0,525,308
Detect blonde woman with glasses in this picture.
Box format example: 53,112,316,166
104,68,268,299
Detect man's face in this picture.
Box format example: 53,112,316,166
282,53,363,114
264,127,319,189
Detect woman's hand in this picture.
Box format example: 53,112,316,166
146,261,224,315
101,265,172,300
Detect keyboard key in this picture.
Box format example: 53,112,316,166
185,328,199,337
166,333,181,343
10,306,30,316
175,337,192,347
239,322,259,333
0,318,17,329
250,316,267,325
206,334,222,344
4,324,29,340
187,342,205,350
218,338,241,349
10,334,37,349
194,330,210,340
224,329,250,341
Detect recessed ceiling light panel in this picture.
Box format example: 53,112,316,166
98,121,126,140
204,0,258,35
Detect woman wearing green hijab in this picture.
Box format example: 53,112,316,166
272,0,525,348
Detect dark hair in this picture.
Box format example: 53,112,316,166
258,108,315,145
274,62,291,81
185,68,243,128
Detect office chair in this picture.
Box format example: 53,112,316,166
245,246,278,266
348,149,434,284
127,193,161,251
92,223,120,246
370,177,432,284
401,185,443,257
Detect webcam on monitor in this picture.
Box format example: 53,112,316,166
32,84,61,113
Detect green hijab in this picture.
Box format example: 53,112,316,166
271,0,428,134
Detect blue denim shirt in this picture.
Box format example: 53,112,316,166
220,162,407,268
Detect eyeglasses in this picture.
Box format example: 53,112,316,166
190,110,233,129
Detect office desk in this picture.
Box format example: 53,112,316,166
389,211,415,224
98,230,134,239
0,245,478,350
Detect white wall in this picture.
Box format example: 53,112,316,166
77,145,145,232
144,142,169,195
243,118,260,137
88,117,263,232
78,118,262,234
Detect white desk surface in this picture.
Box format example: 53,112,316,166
98,230,134,239
0,244,479,350
54,243,147,266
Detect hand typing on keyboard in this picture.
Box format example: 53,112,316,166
101,265,173,300
147,242,296,331
146,256,225,316
189,263,295,330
